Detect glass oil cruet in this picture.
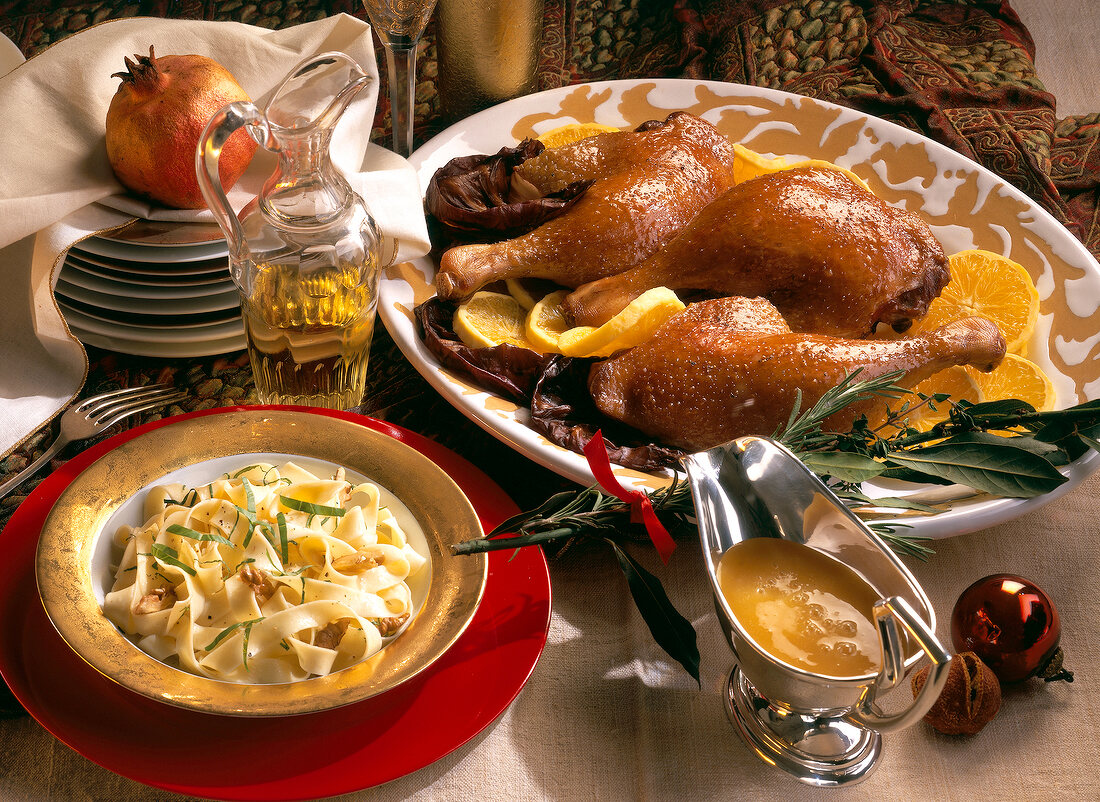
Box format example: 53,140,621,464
197,52,382,410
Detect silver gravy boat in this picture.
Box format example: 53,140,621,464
683,436,951,786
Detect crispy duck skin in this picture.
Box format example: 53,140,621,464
433,112,737,300
564,166,951,338
588,297,1006,452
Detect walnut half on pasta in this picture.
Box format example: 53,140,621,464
102,461,428,684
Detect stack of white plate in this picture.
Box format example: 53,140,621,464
56,222,246,358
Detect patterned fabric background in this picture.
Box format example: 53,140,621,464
4,0,1092,251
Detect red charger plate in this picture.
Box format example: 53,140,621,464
0,406,552,800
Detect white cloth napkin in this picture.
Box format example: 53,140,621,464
0,16,431,459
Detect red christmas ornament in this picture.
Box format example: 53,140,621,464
950,574,1074,683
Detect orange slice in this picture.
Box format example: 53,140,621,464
557,287,684,358
537,122,621,149
732,144,790,183
914,249,1039,355
966,353,1056,412
897,366,983,432
452,291,533,350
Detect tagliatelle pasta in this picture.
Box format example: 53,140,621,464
102,461,428,684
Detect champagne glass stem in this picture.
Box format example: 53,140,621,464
384,44,417,157
362,0,436,156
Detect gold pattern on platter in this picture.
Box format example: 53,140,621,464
387,260,434,306
391,300,416,324
484,396,519,413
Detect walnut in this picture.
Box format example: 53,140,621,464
331,547,386,574
237,565,275,602
315,618,351,650
911,651,1002,735
134,586,176,614
373,612,410,637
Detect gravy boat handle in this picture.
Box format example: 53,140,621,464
847,595,952,733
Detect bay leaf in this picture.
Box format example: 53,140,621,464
799,451,885,482
877,465,955,484
607,540,700,683
885,440,1066,497
841,490,940,513
940,430,1067,463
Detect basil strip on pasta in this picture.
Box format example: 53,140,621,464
276,512,289,563
242,478,256,515
150,543,196,576
250,520,280,561
162,487,200,508
232,485,266,549
278,496,347,517
166,523,233,547
205,617,265,669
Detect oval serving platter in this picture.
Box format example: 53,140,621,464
380,78,1100,540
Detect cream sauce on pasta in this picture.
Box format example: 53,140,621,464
102,461,428,684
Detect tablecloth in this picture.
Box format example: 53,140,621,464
1,1,1098,800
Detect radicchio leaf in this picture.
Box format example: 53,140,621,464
529,355,685,472
416,297,683,470
425,139,591,240
415,297,550,401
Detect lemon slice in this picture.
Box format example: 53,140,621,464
732,143,870,191
557,287,685,358
537,122,621,149
898,366,983,432
914,250,1040,355
452,291,533,350
966,353,1056,412
505,278,540,311
505,277,560,312
525,290,572,353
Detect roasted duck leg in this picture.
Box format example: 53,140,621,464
564,167,950,338
434,113,737,300
589,296,1006,451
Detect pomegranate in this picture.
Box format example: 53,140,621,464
105,46,257,209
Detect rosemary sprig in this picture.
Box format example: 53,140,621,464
454,476,697,555
776,369,910,451
454,475,933,560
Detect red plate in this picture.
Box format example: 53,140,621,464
0,407,551,800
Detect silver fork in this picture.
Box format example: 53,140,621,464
0,384,188,501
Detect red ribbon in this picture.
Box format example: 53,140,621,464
583,430,676,564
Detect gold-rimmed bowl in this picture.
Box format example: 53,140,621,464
35,409,488,717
